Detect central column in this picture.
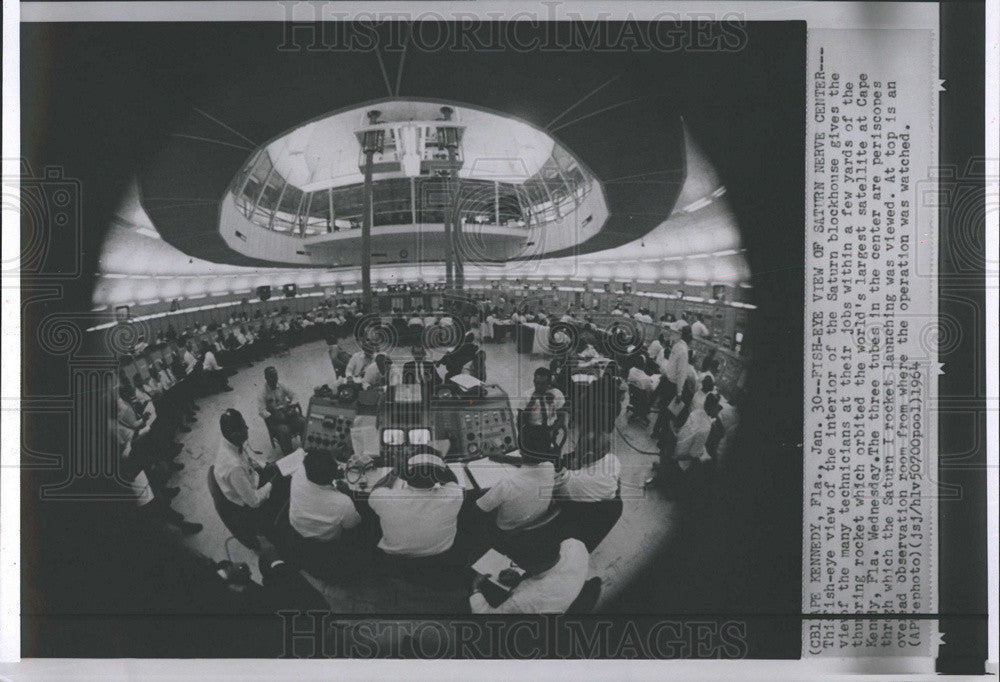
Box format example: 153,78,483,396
359,113,384,315
448,145,463,290
444,186,454,289
362,147,375,314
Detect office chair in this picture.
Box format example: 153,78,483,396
207,465,260,551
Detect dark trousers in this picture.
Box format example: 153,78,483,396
557,498,624,552
651,379,678,437
266,412,304,455
375,546,470,589
629,387,651,421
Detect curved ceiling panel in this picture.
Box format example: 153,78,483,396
137,42,687,268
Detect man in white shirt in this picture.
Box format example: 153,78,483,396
345,348,374,380
362,353,391,388
521,367,566,428
646,334,666,369
469,538,589,614
663,326,692,402
556,450,622,502
110,396,202,534
368,449,464,560
475,453,555,531
692,373,716,414
715,388,742,468
626,359,659,426
213,409,280,529
200,341,233,393
554,431,624,550
182,342,199,374
327,340,352,381
288,450,361,543
691,314,710,339
674,392,725,471
668,314,690,332
258,367,304,455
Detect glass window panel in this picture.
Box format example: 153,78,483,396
258,173,284,211
332,184,364,220
278,185,303,216
524,178,549,206
249,151,274,181
305,190,330,220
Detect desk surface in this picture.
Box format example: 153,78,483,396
342,452,523,497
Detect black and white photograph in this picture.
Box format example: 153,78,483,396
2,1,995,679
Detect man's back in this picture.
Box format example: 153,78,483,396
289,470,360,541
369,483,464,556
476,462,555,530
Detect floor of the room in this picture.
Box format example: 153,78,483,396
164,336,677,612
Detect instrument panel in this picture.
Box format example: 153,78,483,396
303,396,356,460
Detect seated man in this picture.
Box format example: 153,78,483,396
345,348,374,381
469,536,589,614
109,390,201,535
437,332,479,380
213,408,283,530
288,450,362,545
699,358,721,386
200,341,233,393
519,367,566,458
401,345,440,392
554,431,623,552
626,357,660,427
327,339,352,381
362,353,392,389
258,366,304,455
368,448,464,562
646,333,667,373
692,373,716,414
182,341,200,375
691,313,711,339
475,449,555,532
674,391,725,469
